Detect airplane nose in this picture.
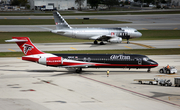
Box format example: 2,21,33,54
138,32,142,37
149,60,158,67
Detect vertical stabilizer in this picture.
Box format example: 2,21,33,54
5,37,44,56
53,11,72,29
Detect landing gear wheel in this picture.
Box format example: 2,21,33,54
147,68,150,72
76,68,82,73
127,37,130,44
100,41,104,45
94,40,98,44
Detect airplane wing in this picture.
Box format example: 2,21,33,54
89,35,118,41
61,64,95,68
51,30,65,34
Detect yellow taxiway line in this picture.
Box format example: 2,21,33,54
124,46,132,49
130,42,155,49
8,49,16,52
70,47,77,50
142,28,148,30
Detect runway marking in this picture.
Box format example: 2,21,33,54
179,45,180,47
124,46,132,49
80,75,180,107
174,28,178,30
142,28,148,30
52,17,54,19
28,18,31,19
70,47,77,50
4,18,7,19
131,42,155,49
8,49,16,52
75,18,78,19
17,57,21,59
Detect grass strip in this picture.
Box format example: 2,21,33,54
1,30,180,44
0,48,180,57
0,19,131,25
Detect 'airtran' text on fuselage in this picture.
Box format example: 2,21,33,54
110,55,130,59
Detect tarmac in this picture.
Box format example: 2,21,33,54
1,39,180,52
0,12,180,110
0,14,180,32
0,55,180,110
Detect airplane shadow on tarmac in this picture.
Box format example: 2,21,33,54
1,69,149,74
150,92,180,98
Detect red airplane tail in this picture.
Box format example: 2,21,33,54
6,37,44,56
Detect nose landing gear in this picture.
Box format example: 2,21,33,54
126,36,130,44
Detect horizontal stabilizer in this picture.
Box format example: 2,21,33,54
5,39,28,42
5,37,44,56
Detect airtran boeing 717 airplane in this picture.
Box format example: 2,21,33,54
6,37,158,73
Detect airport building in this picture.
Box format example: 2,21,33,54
172,0,180,6
28,0,87,10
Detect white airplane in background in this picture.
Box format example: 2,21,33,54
51,11,142,45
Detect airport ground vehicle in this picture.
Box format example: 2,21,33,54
134,79,158,85
174,77,180,87
40,5,56,11
159,79,172,86
159,66,177,74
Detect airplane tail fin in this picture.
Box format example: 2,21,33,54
53,11,72,29
5,37,45,56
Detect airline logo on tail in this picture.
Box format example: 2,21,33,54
23,44,34,55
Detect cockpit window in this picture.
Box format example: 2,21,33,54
143,57,149,61
134,30,138,32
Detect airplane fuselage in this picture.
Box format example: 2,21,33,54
37,53,158,69
52,12,142,44
51,27,142,41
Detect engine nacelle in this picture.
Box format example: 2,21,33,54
108,37,122,43
38,57,63,66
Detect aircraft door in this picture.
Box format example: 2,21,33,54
138,58,142,65
135,58,142,65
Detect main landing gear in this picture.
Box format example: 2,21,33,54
100,41,104,45
76,68,82,73
93,40,104,45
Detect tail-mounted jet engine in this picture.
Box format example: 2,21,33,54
38,57,63,66
108,37,122,43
